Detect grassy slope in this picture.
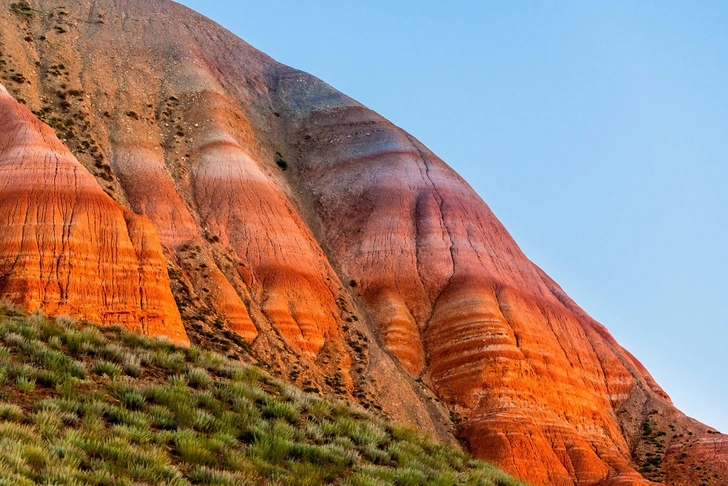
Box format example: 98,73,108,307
0,306,526,486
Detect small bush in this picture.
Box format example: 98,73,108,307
248,433,293,464
148,405,175,430
16,376,36,393
194,409,216,432
47,336,62,350
100,343,125,363
94,360,121,377
263,398,300,423
35,369,63,388
393,467,428,486
0,403,24,421
4,332,27,348
54,315,77,328
156,351,186,373
174,430,215,466
118,388,147,410
122,352,142,377
187,367,212,389
10,2,33,19
275,152,288,171
64,329,99,356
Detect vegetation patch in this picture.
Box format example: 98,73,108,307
10,2,34,19
0,305,524,485
275,152,288,171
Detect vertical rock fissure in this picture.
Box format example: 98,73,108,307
407,136,456,335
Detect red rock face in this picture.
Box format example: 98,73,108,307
273,68,728,485
275,89,656,484
186,102,343,357
0,1,725,484
0,84,187,345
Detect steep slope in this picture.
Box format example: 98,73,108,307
0,82,187,345
0,1,725,485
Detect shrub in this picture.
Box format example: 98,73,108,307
4,332,27,348
93,360,121,377
53,315,77,328
147,404,176,429
390,466,427,486
188,466,247,485
118,388,147,410
16,376,35,393
174,430,215,466
31,410,65,441
10,2,33,19
122,352,142,377
100,343,125,363
187,367,212,389
156,351,186,373
193,409,216,433
0,403,24,421
47,336,62,350
105,405,149,428
64,330,98,356
248,433,293,464
35,369,63,388
263,398,300,423
0,301,22,316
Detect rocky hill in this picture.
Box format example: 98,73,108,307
0,1,725,484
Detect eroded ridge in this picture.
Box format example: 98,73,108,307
0,84,187,345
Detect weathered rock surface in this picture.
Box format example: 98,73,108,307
0,1,725,484
0,83,187,345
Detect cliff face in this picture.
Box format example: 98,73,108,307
0,83,187,345
0,1,725,484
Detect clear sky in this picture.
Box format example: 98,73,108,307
175,1,727,433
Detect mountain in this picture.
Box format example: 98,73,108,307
0,0,725,484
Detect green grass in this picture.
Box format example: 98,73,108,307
0,307,526,485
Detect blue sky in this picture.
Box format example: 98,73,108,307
176,1,727,433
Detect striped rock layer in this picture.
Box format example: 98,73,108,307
0,83,187,345
0,1,725,484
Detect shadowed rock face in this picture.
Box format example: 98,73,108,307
0,1,725,484
0,84,187,345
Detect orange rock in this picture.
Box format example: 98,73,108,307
185,94,343,356
0,84,187,345
282,87,725,484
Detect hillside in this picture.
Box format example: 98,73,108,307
0,1,725,484
0,305,525,485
